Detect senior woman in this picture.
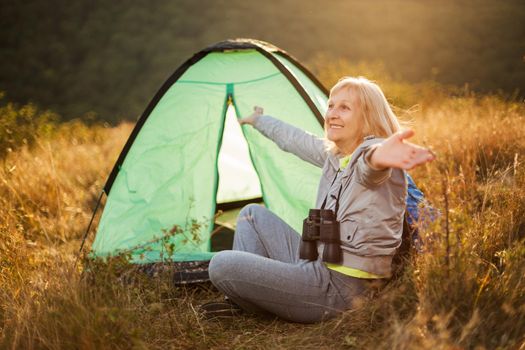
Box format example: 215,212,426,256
202,76,435,323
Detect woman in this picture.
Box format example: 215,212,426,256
203,76,435,323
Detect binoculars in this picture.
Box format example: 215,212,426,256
299,209,341,263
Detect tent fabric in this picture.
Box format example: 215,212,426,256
91,39,328,263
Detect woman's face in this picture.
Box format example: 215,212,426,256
325,87,363,152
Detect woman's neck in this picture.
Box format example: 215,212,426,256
336,139,360,156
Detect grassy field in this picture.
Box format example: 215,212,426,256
1,72,525,349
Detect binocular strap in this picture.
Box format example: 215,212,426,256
320,169,344,217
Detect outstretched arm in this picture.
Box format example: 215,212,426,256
355,129,435,187
239,106,328,168
368,129,435,171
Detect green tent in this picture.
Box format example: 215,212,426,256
88,39,328,266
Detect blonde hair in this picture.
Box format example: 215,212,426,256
325,76,401,154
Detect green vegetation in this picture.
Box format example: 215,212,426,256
0,93,57,158
1,0,524,122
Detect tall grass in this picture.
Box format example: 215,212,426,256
1,74,524,349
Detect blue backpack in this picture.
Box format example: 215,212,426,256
392,174,434,278
406,173,437,248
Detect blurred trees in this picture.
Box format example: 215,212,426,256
0,0,524,123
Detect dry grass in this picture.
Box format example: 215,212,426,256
1,77,524,349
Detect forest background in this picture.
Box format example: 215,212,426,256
1,0,524,123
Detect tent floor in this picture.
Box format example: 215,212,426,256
210,223,234,252
210,205,247,252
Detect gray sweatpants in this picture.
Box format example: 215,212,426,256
208,204,379,323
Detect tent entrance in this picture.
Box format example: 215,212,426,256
216,99,262,206
211,97,263,252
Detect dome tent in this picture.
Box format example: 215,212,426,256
84,39,329,269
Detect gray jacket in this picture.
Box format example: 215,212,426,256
253,115,407,278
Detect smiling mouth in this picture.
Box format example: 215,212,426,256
329,124,344,129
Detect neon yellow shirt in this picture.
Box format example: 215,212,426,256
325,263,384,279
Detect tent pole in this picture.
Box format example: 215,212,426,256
78,190,105,254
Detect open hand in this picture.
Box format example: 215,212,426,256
239,106,264,126
369,129,436,170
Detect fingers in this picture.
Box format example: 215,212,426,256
404,147,436,169
379,129,436,170
428,148,437,161
239,106,264,126
398,129,414,141
389,141,436,170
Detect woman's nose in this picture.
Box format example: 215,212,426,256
326,109,337,120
